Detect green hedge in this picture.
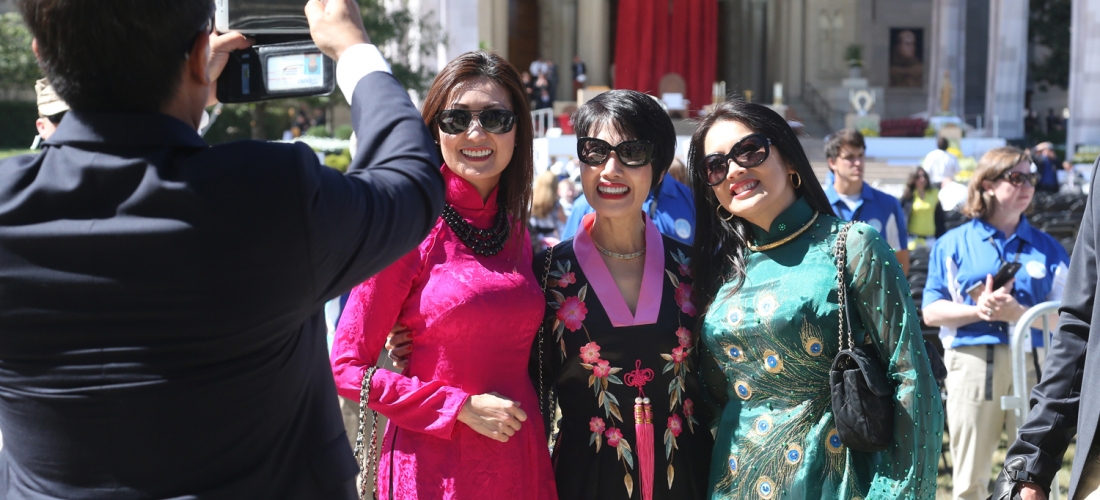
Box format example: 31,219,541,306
0,101,39,149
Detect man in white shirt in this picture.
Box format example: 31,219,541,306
923,136,966,210
923,136,959,187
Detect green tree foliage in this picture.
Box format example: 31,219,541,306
0,12,40,90
1029,0,1071,90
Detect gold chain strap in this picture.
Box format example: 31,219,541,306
834,222,855,350
355,366,380,500
537,246,554,416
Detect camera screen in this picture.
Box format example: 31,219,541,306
225,0,309,33
266,53,326,91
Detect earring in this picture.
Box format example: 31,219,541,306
790,172,802,188
716,204,736,221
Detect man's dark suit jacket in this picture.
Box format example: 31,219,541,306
0,72,442,499
1004,156,1100,498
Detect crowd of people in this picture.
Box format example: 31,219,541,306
4,0,1100,499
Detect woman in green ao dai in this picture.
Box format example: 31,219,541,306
687,101,943,499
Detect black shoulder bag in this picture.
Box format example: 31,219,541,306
830,222,896,453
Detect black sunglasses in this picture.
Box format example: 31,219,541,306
436,109,516,135
701,133,772,186
998,171,1039,187
576,137,654,167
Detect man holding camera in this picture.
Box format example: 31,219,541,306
0,0,442,498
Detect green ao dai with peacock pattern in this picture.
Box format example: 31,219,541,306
700,198,943,499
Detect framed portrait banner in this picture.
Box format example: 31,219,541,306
889,28,924,88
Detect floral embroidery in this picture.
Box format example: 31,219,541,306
675,283,696,316
665,269,697,317
605,426,636,495
557,295,588,332
579,341,624,421
545,252,696,497
664,414,683,486
667,414,682,438
589,417,606,451
547,259,574,289
580,342,601,364
606,427,624,447
675,327,692,348
673,249,693,278
683,398,699,433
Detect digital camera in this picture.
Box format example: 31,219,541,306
214,0,335,102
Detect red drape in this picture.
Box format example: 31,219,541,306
613,0,718,115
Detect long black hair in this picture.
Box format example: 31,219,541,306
687,100,834,313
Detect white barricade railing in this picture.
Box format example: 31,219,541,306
532,108,554,138
1002,300,1061,499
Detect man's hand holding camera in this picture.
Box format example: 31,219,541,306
305,0,371,61
205,32,253,107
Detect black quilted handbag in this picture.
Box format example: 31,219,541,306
829,222,895,453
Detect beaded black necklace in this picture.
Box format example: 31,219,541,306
441,204,510,256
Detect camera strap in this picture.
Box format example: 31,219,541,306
986,237,1026,265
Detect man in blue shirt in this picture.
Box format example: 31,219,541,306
1033,141,1061,193
822,129,910,274
562,172,695,244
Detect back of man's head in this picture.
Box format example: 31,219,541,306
937,136,949,151
824,128,866,162
18,0,213,113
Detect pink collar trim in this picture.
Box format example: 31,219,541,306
574,213,664,326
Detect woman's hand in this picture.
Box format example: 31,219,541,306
976,275,1023,322
458,393,527,442
385,324,412,370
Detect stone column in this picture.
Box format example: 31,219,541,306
984,0,1028,139
780,0,805,102
926,0,967,117
1067,0,1100,152
477,0,510,58
441,0,480,63
577,0,611,87
538,0,578,102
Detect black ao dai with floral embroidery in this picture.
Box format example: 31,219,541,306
532,216,714,500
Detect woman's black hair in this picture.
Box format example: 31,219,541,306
687,99,835,313
571,90,677,194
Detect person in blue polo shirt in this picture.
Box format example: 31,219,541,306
562,171,695,244
823,129,910,274
922,146,1069,500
